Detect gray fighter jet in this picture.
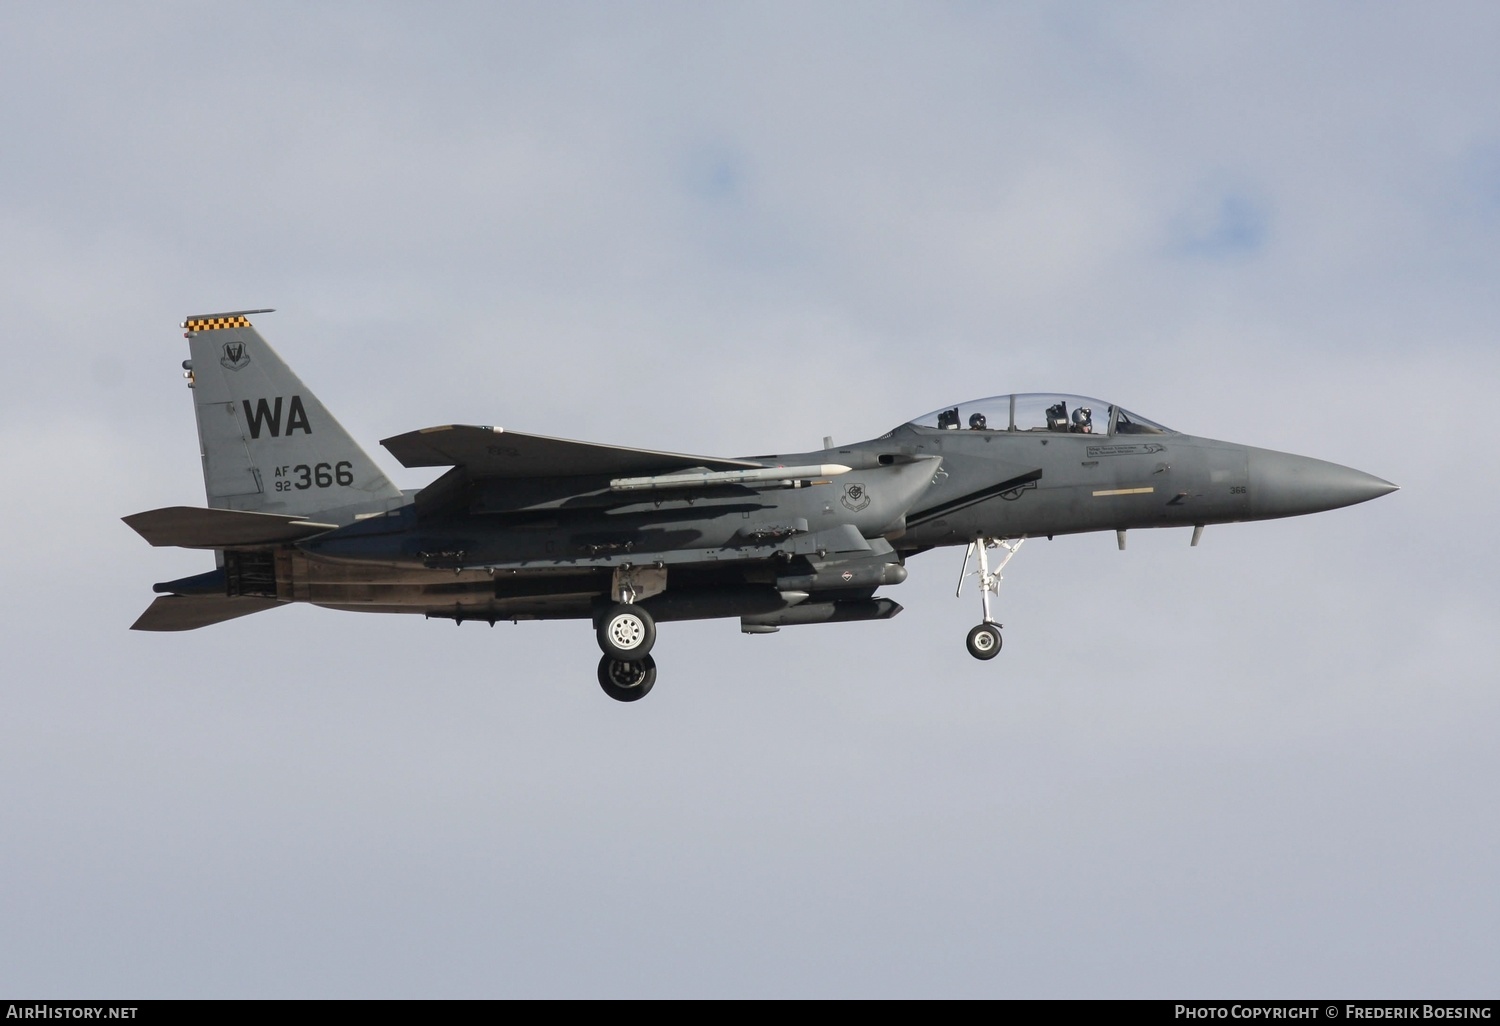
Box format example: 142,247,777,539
126,311,1397,701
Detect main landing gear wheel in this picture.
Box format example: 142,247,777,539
966,623,1002,660
598,654,656,702
597,602,656,661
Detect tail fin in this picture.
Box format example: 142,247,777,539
182,310,403,520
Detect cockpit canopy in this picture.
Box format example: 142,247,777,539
906,394,1173,436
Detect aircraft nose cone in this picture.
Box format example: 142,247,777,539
1247,449,1398,519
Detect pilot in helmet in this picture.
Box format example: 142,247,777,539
1071,407,1093,433
968,412,987,430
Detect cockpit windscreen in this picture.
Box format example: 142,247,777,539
907,394,1172,435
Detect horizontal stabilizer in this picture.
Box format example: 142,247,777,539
381,424,763,479
131,594,281,632
123,506,336,549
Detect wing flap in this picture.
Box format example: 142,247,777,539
123,506,336,549
380,424,762,479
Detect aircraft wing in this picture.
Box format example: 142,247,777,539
380,424,765,479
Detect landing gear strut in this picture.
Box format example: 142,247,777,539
957,537,1024,661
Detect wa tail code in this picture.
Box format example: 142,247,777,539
242,395,311,439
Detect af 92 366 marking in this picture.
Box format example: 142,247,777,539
273,461,354,491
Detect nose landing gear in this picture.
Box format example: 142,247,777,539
957,537,1024,661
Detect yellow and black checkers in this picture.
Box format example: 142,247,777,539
182,315,253,332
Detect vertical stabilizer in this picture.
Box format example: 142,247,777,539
182,311,403,519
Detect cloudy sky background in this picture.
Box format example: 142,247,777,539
1,1,1495,997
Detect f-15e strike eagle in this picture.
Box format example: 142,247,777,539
126,310,1397,701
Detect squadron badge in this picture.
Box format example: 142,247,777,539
220,341,251,371
841,482,871,512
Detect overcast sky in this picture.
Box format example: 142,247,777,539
1,1,1495,998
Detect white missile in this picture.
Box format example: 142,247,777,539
610,464,852,492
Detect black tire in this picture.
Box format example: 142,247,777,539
597,654,656,702
597,603,656,660
966,623,1002,660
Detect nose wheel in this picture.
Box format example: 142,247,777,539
957,537,1024,661
966,623,1002,659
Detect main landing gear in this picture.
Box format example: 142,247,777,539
595,597,659,703
597,653,657,702
597,602,656,661
956,537,1025,661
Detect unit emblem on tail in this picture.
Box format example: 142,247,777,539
220,341,251,371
